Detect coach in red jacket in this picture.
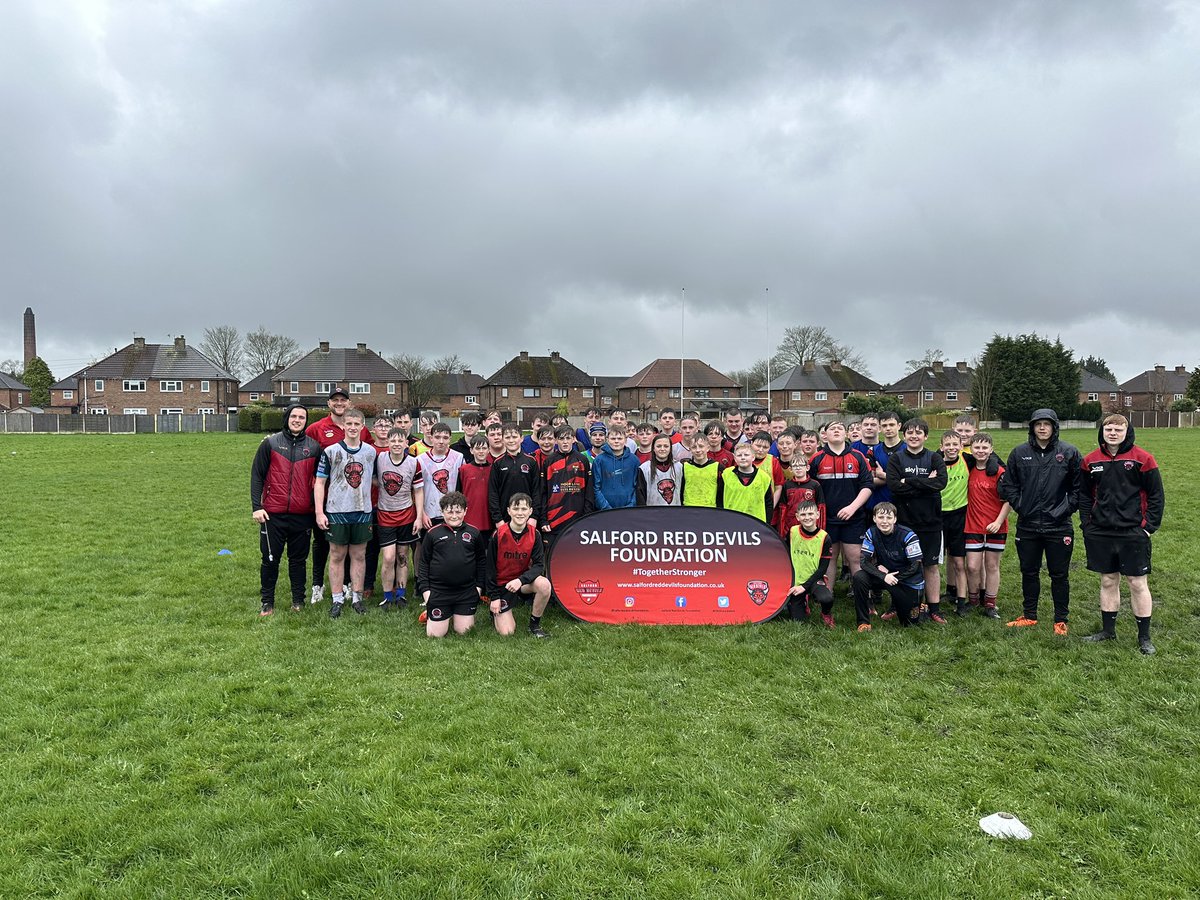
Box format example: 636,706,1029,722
251,404,321,616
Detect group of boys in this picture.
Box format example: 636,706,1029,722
252,393,1164,654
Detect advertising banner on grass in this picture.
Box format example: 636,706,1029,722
547,507,792,625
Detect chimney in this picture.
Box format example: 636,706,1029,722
550,350,560,362
802,359,815,374
519,351,529,361
133,337,146,350
23,307,35,368
174,336,186,351
956,361,968,373
1177,365,1188,375
1154,365,1166,374
319,341,330,353
932,361,944,374
357,342,367,354
830,359,842,372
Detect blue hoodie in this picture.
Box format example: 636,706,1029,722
592,442,640,510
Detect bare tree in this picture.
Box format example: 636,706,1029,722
432,353,468,374
199,325,243,377
388,353,446,409
904,348,945,372
970,353,999,421
244,327,301,376
726,358,773,396
774,325,869,375
0,358,22,378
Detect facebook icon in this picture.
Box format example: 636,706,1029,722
675,596,687,608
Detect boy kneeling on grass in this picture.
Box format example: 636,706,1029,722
851,502,924,632
417,491,486,638
487,493,554,639
785,500,834,625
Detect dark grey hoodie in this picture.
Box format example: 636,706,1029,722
997,409,1084,534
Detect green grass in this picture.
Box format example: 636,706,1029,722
1,430,1198,898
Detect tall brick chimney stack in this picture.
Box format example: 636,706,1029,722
23,307,36,367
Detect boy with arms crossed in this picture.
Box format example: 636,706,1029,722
786,500,834,624
886,418,948,623
808,420,874,582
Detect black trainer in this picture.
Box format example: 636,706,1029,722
290,600,303,613
1082,630,1117,643
259,602,274,617
1138,637,1156,655
395,596,408,610
329,602,343,619
955,598,969,617
352,599,366,615
529,624,550,639
982,606,1000,619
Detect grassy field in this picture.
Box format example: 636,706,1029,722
1,429,1198,898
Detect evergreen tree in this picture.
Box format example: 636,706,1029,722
22,356,54,407
975,334,1078,422
1186,367,1200,404
1079,355,1118,384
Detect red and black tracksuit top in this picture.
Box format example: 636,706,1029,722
486,522,546,597
458,458,493,532
251,428,322,515
1079,423,1164,537
809,446,873,522
542,449,593,533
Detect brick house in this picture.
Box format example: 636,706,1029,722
884,360,974,411
64,336,239,415
273,342,409,413
1119,365,1191,413
0,372,33,411
430,371,485,417
589,375,627,411
480,351,596,424
758,360,881,414
1078,369,1123,413
238,368,279,407
617,358,742,420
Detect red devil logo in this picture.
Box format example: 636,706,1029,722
432,468,450,494
747,580,769,605
345,461,365,489
657,478,676,505
382,470,403,496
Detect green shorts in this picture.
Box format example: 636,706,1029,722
327,521,373,546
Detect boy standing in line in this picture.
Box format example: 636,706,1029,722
305,387,349,605
964,433,1009,619
417,422,465,530
542,426,593,541
374,426,424,610
576,407,603,449
808,420,874,582
521,415,551,455
489,425,545,528
488,493,555,638
682,433,722,507
584,422,608,462
886,418,948,623
1079,414,1164,654
450,411,482,458
938,430,970,616
717,443,775,523
592,425,640,510
457,435,494,540
314,408,378,618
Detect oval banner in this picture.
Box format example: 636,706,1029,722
547,507,792,625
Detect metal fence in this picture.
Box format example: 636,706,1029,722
0,413,239,434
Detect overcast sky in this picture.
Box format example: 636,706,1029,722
2,0,1197,385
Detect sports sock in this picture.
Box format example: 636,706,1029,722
384,590,395,602
332,591,344,605
820,600,834,615
1101,610,1118,634
1135,615,1151,642
928,601,941,617
984,594,997,608
529,615,542,630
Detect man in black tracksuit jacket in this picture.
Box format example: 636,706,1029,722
998,408,1085,631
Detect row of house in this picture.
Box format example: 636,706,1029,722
31,336,1193,423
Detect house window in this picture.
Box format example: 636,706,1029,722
1124,396,1133,407
1154,394,1162,403
646,388,656,399
551,388,568,398
868,391,877,397
523,388,540,398
198,407,215,414
160,407,183,415
582,388,594,398
1109,392,1118,401
63,390,74,399
896,395,904,402
946,392,958,402
843,392,851,399
601,396,612,405
465,395,478,405
315,382,332,394
350,383,370,394
94,379,104,392
123,380,146,392
668,388,681,398
17,393,24,404
387,383,396,395
290,382,299,393
1174,393,1185,401
694,389,710,398
91,408,108,415
791,391,803,401
1087,392,1098,402
501,388,509,398
924,391,934,401
200,380,210,392
160,381,183,392
722,389,730,397
815,391,828,401
249,393,260,401
123,408,147,415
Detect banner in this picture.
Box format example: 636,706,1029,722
547,507,793,625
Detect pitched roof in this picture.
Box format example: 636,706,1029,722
81,339,238,381
618,359,739,390
760,363,881,393
0,372,31,391
441,371,484,395
1079,368,1120,393
482,351,593,387
886,362,974,392
51,376,78,391
1120,366,1191,393
240,368,280,392
275,345,406,383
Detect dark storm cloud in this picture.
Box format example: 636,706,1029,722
1,0,1196,384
